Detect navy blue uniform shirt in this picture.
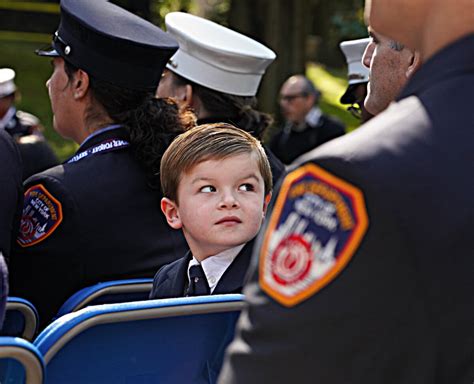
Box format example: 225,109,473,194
219,34,474,384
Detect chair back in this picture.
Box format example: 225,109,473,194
35,294,244,384
55,278,153,318
2,297,39,341
0,336,44,384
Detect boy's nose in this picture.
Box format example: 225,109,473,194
219,190,239,209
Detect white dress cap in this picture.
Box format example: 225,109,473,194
165,12,276,97
339,38,370,85
0,68,17,98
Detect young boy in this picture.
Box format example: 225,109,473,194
149,123,272,299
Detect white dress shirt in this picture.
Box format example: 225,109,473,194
187,244,245,293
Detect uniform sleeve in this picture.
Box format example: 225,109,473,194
8,172,80,325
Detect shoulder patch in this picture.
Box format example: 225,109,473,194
17,184,63,247
259,164,368,307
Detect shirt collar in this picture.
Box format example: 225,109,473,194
78,124,123,150
187,244,245,293
305,106,322,126
0,106,16,130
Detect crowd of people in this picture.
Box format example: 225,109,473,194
0,0,472,382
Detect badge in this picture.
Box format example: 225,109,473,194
259,164,368,307
17,184,63,247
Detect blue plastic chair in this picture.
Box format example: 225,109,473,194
1,298,39,341
0,336,45,384
35,294,245,384
55,278,153,318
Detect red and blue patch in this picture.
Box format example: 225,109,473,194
259,164,368,307
17,184,63,247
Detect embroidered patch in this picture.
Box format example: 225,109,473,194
259,164,368,307
17,184,63,247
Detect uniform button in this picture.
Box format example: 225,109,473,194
209,276,216,285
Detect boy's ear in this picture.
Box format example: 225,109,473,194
262,192,272,219
161,197,182,229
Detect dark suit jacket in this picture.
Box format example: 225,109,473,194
269,114,346,164
150,241,253,299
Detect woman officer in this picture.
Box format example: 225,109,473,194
156,12,285,185
9,0,193,328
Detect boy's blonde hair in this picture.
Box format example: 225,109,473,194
160,123,272,203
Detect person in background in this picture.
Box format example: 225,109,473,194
0,128,23,327
218,0,474,381
362,27,421,116
0,68,58,180
156,12,284,186
339,38,373,122
9,0,193,328
150,123,272,299
269,75,345,164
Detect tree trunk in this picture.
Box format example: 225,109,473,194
228,0,310,123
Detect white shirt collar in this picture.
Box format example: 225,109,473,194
187,244,245,293
0,106,16,130
305,106,322,127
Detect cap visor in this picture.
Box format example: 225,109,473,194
35,45,59,57
340,85,357,105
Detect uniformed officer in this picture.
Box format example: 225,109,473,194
219,0,474,382
339,38,373,122
9,0,193,328
156,12,285,185
0,68,58,180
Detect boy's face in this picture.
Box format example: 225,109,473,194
161,152,270,260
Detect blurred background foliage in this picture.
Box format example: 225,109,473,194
0,0,367,160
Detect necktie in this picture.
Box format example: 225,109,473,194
187,264,210,296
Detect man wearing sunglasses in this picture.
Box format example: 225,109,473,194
269,75,345,165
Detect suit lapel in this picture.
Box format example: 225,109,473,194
213,241,254,295
158,252,192,298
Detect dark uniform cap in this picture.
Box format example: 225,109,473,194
36,0,179,91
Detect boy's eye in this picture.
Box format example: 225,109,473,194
200,185,216,193
239,183,255,192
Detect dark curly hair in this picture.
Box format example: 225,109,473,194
64,61,195,188
171,72,272,140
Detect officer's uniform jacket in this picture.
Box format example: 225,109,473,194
10,126,188,328
219,34,474,384
150,241,253,299
3,108,58,180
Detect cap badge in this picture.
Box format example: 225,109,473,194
64,46,71,55
168,59,178,69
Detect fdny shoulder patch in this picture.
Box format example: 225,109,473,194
259,164,368,307
17,184,63,247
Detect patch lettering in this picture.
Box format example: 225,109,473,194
17,184,63,247
260,164,368,307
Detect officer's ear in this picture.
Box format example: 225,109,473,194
161,197,182,229
262,192,272,220
72,69,90,100
406,50,421,79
